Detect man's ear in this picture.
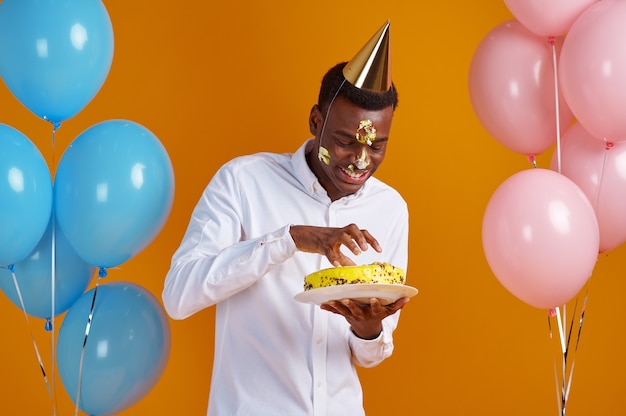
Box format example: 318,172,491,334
309,104,323,136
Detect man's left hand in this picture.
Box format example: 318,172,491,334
320,296,409,339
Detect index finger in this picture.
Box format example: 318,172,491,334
360,229,382,253
341,224,381,253
326,247,356,267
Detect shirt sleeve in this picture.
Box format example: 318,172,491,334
162,163,298,319
348,312,399,368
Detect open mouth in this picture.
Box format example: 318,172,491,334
340,166,369,182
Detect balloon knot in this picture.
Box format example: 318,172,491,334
547,36,556,46
526,154,536,166
44,319,53,331
7,264,15,273
605,141,615,150
42,116,62,131
98,267,108,278
548,308,557,317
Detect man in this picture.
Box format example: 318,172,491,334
163,21,410,416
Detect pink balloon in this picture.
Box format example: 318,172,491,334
504,0,598,37
482,168,599,309
469,20,573,155
559,0,626,142
550,123,626,252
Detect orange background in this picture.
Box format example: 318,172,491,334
2,1,626,415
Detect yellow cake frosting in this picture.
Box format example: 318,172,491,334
304,262,405,291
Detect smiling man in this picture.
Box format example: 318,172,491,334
163,21,410,416
307,91,393,201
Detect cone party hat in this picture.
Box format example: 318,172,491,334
342,20,392,92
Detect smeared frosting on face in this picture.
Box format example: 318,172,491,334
355,148,369,169
355,119,376,146
318,145,330,165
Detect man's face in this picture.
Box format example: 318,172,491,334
309,95,393,201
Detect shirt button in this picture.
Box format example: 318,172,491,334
316,337,323,344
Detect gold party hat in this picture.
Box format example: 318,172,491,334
342,20,392,92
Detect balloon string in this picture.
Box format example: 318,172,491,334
44,118,61,177
45,115,60,414
548,283,589,416
592,145,611,212
5,265,57,415
562,303,567,351
50,212,58,414
548,316,562,416
549,309,568,415
74,267,107,416
549,37,563,174
550,306,566,354
52,124,56,175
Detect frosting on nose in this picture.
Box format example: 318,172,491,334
355,148,369,169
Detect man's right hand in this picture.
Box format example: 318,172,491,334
289,224,382,266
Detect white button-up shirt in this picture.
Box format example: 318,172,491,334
163,139,409,416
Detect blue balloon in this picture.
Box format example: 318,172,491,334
0,217,95,319
57,282,171,416
54,120,175,268
0,0,114,124
0,124,52,265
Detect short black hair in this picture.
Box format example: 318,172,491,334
317,62,399,113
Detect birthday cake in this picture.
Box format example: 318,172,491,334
304,262,405,291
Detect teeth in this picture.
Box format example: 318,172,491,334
342,167,365,179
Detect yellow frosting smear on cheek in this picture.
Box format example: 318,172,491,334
318,145,330,165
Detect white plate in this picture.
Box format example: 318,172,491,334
294,284,418,306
